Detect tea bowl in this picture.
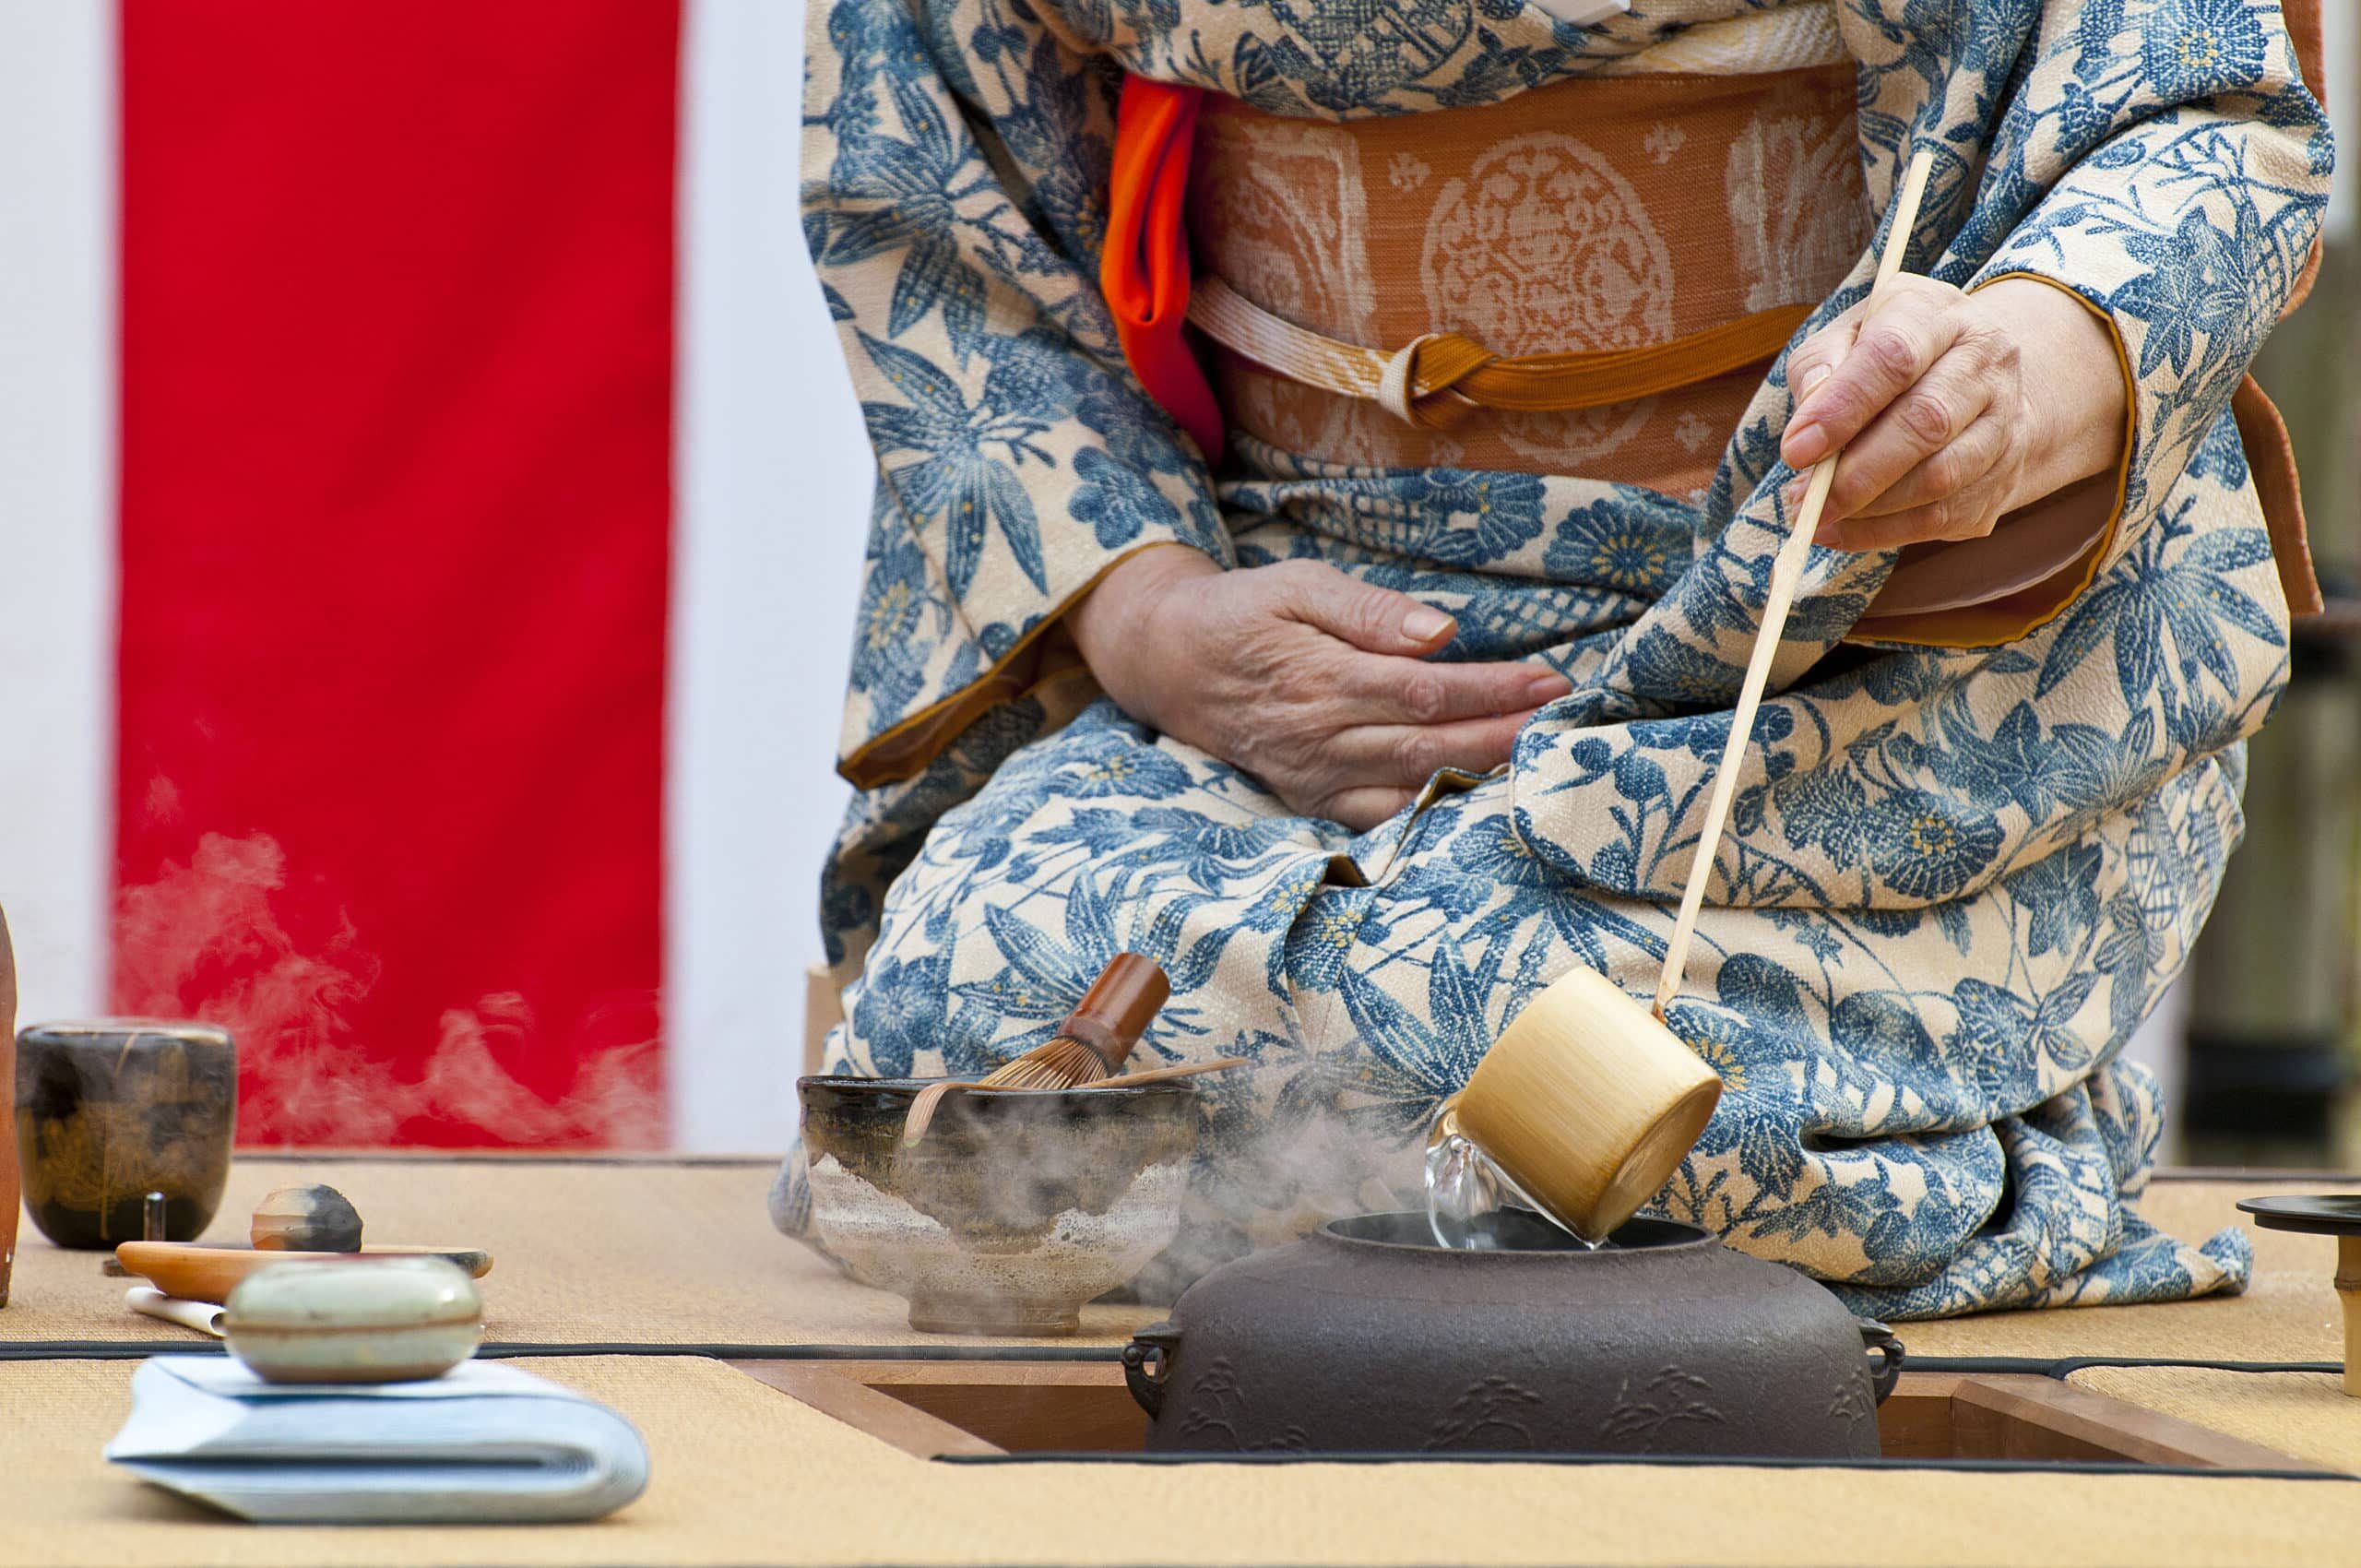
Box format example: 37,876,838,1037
798,1075,1200,1336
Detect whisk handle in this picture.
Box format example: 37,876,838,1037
1060,952,1171,1071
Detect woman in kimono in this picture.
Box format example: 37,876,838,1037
777,0,2332,1319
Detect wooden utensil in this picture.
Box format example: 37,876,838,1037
1438,967,1723,1243
899,954,1170,1145
1439,148,1940,1246
115,1241,493,1307
2236,1196,2361,1395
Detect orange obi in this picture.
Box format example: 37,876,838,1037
1192,68,1868,497
1105,68,1869,499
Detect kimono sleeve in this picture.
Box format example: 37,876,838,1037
808,0,1232,790
1856,0,2331,648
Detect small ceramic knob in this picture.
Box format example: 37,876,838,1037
223,1256,482,1384
252,1182,364,1252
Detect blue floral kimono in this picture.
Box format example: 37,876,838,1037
780,0,2332,1318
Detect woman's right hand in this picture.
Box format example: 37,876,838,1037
1066,547,1572,830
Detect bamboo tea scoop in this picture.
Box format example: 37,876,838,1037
899,954,1170,1145
1433,149,1938,1246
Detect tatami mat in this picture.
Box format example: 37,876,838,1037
4,1157,1161,1350
0,1355,2350,1567
1886,1177,2346,1363
2069,1365,2361,1478
6,1165,2350,1367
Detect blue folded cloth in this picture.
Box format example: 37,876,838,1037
106,1356,650,1525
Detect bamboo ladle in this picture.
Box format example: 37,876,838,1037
1436,149,1939,1245
1654,145,1936,1022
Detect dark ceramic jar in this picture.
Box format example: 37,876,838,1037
15,1020,237,1249
1123,1210,1902,1458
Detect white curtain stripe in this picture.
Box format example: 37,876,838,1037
0,0,116,1028
670,0,873,1151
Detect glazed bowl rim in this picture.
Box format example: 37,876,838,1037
20,1017,234,1045
798,1073,1197,1101
1316,1209,1714,1255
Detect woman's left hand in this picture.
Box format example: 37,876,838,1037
1779,275,2126,552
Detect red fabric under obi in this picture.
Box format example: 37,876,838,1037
1101,77,1222,460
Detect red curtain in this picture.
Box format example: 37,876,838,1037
117,2,679,1146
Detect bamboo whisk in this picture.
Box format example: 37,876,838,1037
1652,147,1937,1023
900,953,1170,1145
981,951,1169,1087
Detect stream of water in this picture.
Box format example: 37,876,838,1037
1422,1123,1609,1252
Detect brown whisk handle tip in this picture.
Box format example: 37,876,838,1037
1062,953,1171,1068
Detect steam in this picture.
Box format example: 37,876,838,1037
1129,1070,1416,1298
812,1060,1414,1303
111,831,663,1148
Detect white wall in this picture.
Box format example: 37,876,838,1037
0,1,114,1032
668,0,873,1150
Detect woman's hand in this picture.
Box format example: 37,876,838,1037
1780,275,2126,552
1067,547,1572,830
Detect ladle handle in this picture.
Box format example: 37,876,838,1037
1654,147,1936,1025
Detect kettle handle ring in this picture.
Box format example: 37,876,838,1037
1857,1318,1905,1404
1122,1321,1183,1419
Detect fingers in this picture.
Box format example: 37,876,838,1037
1319,787,1421,833
1817,411,2021,550
1340,653,1571,727
1263,557,1459,656
1280,707,1538,828
1836,405,2010,524
1815,361,1997,527
1782,276,1964,471
1779,306,1859,418
1776,276,2034,552
1297,708,1536,830
1347,709,1536,789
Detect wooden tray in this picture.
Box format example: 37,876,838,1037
114,1242,493,1306
727,1360,2339,1473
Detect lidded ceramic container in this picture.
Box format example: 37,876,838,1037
1123,1210,1902,1458
224,1256,482,1384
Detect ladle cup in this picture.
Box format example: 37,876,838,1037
1429,966,1722,1244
